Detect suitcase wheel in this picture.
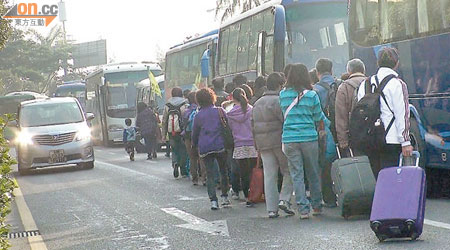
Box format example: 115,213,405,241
371,221,381,233
376,234,387,242
411,233,419,241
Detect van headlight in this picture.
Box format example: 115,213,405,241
16,131,33,145
75,126,91,141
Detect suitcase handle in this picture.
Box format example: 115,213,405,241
399,151,420,167
336,145,354,159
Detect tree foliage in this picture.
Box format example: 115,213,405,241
0,114,16,249
0,0,12,50
215,0,262,22
0,26,74,95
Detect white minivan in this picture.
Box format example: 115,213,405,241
15,97,95,174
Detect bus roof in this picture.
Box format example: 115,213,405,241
136,75,165,88
220,0,282,28
281,0,347,6
56,83,86,91
5,91,47,99
86,63,162,79
167,34,218,56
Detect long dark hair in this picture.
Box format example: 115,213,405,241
232,88,248,113
286,63,313,93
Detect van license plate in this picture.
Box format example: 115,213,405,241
49,150,65,163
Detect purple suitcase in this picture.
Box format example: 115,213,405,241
370,152,426,242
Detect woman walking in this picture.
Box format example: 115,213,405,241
253,72,294,218
183,92,206,186
227,88,258,207
192,88,231,210
136,102,158,160
280,64,325,219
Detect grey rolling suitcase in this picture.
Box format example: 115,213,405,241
331,148,376,219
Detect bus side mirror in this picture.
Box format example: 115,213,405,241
257,31,267,77
101,77,105,86
201,49,210,78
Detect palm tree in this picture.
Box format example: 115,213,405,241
215,0,263,23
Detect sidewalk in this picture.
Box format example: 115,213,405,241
6,197,31,250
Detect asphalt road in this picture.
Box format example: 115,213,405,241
8,146,450,250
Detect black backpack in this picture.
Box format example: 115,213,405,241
349,74,396,152
316,79,342,138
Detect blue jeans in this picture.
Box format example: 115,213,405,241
282,141,322,214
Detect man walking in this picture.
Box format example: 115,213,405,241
335,59,366,156
162,87,189,178
356,47,412,175
314,58,338,208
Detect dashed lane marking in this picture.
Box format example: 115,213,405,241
425,219,450,230
13,179,48,250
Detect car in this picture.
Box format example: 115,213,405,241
14,97,95,175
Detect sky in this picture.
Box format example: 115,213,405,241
10,0,220,62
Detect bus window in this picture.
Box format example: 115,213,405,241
249,13,264,70
349,0,380,46
227,23,240,74
380,0,417,43
219,28,230,75
237,17,251,72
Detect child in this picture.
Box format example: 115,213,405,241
123,118,137,161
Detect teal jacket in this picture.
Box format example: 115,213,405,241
279,88,324,143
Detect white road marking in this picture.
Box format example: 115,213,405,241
161,207,229,237
425,219,450,230
176,195,208,201
95,160,162,181
14,179,48,250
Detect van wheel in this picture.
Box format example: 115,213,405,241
79,161,94,169
409,119,426,168
18,163,32,175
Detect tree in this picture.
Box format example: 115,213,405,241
0,0,12,50
155,44,166,71
0,26,74,95
215,0,262,22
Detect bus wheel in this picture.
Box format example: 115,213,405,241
409,119,426,168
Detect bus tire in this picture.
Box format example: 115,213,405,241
409,119,426,168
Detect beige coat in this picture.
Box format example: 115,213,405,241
335,73,366,148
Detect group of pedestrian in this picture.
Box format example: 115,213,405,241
125,47,413,220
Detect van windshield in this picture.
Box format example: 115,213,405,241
20,101,84,127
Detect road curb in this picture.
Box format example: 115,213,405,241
13,179,48,250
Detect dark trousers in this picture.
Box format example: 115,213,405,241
203,152,229,201
185,135,206,184
143,134,155,157
236,158,257,198
228,150,241,193
368,144,403,179
125,141,135,156
321,160,336,205
169,134,188,176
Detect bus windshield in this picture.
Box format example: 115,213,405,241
285,2,349,75
104,70,148,118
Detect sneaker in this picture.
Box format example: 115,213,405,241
278,200,295,216
173,164,179,178
268,211,279,219
245,200,254,208
193,182,198,186
221,197,231,207
300,213,310,220
231,191,240,200
147,155,153,160
152,152,157,159
312,208,323,216
211,201,219,210
323,202,337,208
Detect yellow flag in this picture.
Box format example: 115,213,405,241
194,72,202,89
149,71,162,97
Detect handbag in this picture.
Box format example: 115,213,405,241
319,119,337,163
248,157,265,203
218,108,234,150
